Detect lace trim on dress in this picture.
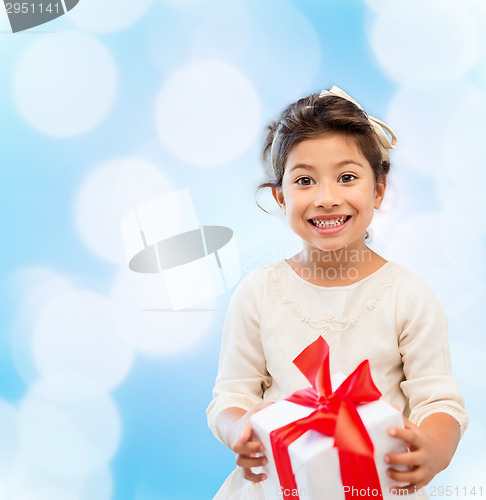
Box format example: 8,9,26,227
268,264,402,349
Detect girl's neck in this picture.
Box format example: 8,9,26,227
287,246,387,287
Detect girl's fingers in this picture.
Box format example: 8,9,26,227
385,450,424,467
236,454,268,469
402,415,416,430
240,417,253,443
233,439,263,456
387,466,424,485
236,404,273,483
240,404,270,446
388,426,421,449
242,467,267,483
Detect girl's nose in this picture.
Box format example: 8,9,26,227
313,183,341,208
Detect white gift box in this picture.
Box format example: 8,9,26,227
251,374,410,500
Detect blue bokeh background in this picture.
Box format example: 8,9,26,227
1,0,485,498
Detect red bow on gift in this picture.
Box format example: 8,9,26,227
270,336,383,500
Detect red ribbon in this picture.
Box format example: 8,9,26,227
269,337,384,500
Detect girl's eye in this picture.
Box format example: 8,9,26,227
339,174,357,183
296,177,313,186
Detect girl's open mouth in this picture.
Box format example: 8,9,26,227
308,215,351,228
308,215,351,234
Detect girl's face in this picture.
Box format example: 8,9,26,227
272,134,386,254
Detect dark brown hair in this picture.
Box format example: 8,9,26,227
258,92,390,196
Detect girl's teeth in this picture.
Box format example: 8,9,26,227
312,217,348,228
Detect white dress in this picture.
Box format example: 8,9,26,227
207,260,468,499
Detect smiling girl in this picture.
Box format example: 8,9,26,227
207,87,467,499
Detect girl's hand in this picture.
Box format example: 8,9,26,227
232,403,273,483
384,416,452,494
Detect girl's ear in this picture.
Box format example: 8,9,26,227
271,186,286,212
374,176,387,209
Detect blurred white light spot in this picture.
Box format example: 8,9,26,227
32,374,113,404
146,7,199,73
5,454,87,499
242,0,322,105
9,268,74,386
165,0,207,3
155,60,261,167
18,393,121,478
383,212,449,274
386,211,486,285
67,0,154,33
454,456,486,491
427,424,485,496
364,0,387,10
441,90,486,210
0,6,12,33
8,267,73,304
448,338,485,393
416,267,485,324
447,287,486,352
6,465,113,500
32,289,134,396
75,158,173,264
437,181,486,235
111,269,217,356
6,485,80,500
190,1,251,62
0,400,18,482
13,31,117,137
81,467,113,500
386,81,480,174
370,0,479,83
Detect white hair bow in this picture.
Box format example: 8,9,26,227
319,86,397,161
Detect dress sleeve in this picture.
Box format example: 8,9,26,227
206,270,272,443
396,273,468,436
